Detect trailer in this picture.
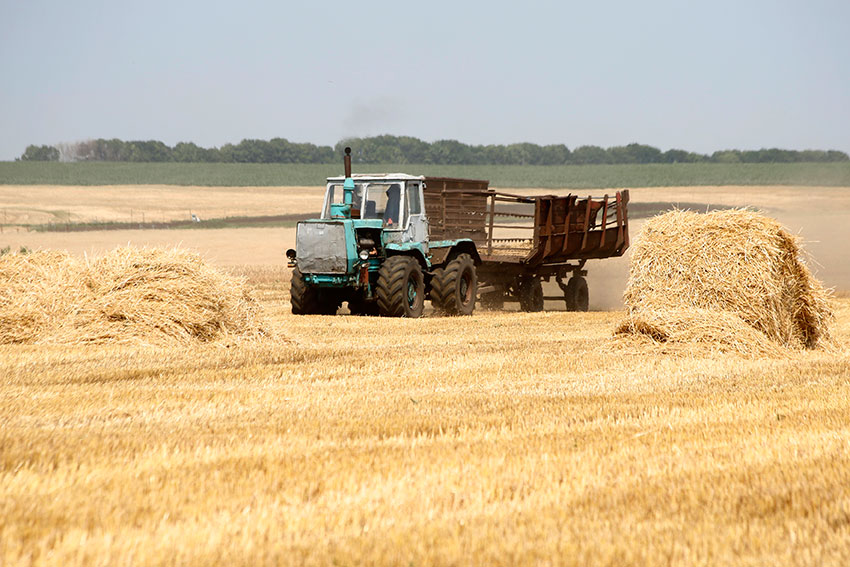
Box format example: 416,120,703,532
423,177,630,311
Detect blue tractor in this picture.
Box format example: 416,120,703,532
286,147,480,317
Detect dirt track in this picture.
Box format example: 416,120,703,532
0,184,324,225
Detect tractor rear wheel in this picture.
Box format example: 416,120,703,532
430,253,477,315
376,256,425,318
565,276,589,312
518,277,544,312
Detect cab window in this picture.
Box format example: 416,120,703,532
406,182,422,215
363,183,404,228
322,183,363,218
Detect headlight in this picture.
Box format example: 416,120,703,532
359,249,370,261
285,249,296,260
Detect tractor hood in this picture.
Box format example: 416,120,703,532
295,218,384,275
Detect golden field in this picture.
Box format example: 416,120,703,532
1,274,849,566
1,185,850,565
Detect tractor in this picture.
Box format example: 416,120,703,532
286,147,478,317
287,148,630,317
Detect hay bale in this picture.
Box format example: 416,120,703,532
615,209,833,354
0,250,86,344
0,247,265,346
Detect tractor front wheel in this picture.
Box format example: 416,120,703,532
376,256,425,318
291,268,320,314
291,269,340,315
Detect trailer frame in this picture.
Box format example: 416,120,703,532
422,177,629,310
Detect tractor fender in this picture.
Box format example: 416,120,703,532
429,239,481,268
384,243,429,269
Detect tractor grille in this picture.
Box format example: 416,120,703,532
296,222,348,274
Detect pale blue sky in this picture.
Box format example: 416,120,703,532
1,0,848,160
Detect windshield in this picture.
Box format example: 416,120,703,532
363,183,404,228
322,183,363,218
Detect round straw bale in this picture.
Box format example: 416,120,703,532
615,209,833,353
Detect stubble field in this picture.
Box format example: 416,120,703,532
1,184,849,566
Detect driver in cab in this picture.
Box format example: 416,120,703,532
383,184,401,226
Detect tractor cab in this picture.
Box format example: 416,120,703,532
322,174,428,245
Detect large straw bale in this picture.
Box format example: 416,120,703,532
0,247,265,345
615,209,833,354
0,250,86,344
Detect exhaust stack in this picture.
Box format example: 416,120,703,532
342,147,355,207
344,146,352,178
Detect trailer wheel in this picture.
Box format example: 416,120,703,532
291,268,322,315
565,276,589,312
431,253,477,315
376,256,425,318
518,277,544,312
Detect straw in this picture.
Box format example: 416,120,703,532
0,247,265,346
614,209,833,354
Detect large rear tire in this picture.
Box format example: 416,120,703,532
376,256,425,318
565,276,589,312
430,253,477,315
518,277,544,312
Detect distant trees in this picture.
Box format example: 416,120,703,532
173,142,218,162
571,145,612,164
709,148,849,164
25,138,335,164
18,136,850,165
661,149,706,163
334,137,573,165
20,144,59,161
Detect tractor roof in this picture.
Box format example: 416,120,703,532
326,173,425,183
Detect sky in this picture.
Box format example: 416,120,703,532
1,0,848,160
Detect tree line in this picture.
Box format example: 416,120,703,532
19,135,850,165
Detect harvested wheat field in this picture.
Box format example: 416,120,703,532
1,186,850,565
0,247,265,346
0,185,324,226
615,209,835,356
1,264,849,566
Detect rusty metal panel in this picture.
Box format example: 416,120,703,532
527,190,630,264
423,176,629,266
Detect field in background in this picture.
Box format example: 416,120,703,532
0,185,324,227
2,185,849,305
2,272,849,566
2,161,850,188
5,183,850,228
